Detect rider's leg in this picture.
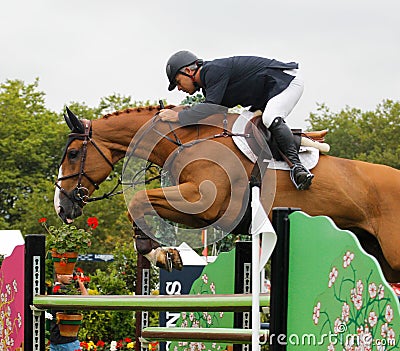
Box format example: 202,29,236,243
268,117,314,189
262,72,314,190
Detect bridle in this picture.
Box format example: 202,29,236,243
55,115,164,207
55,119,116,205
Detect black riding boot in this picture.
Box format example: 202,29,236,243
269,117,314,190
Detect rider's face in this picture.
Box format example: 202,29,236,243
175,70,197,95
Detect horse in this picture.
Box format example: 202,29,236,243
54,105,400,282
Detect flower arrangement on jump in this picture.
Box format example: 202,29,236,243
39,217,97,274
39,217,97,254
80,337,136,350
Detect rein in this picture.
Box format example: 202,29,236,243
57,111,250,206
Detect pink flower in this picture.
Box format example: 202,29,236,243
343,251,354,268
328,267,338,288
387,328,396,344
385,304,393,323
368,283,377,298
341,303,350,322
352,293,363,310
312,302,321,325
368,311,377,327
378,284,385,299
356,280,364,295
381,323,389,338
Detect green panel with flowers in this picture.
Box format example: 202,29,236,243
286,211,400,351
170,249,235,351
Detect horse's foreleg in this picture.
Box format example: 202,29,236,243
128,182,217,272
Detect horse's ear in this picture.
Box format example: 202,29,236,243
66,106,85,134
64,112,75,131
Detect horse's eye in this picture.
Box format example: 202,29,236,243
68,149,79,160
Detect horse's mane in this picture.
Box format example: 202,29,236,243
102,105,176,119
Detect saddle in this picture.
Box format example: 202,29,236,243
243,112,327,162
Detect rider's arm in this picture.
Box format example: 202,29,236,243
177,103,228,125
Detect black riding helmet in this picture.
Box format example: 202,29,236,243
166,50,202,91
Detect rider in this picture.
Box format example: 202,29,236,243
159,50,314,190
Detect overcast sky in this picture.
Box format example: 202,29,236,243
1,0,399,128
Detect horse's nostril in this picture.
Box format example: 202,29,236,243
57,206,69,224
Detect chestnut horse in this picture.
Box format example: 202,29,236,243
54,106,400,282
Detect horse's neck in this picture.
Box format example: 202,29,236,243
92,112,175,166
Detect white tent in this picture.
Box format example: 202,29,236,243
0,230,25,257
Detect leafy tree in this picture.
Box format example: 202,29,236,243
307,100,400,169
180,93,205,106
0,79,65,227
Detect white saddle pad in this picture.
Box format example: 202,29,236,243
232,111,319,171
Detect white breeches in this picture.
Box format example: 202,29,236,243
262,69,304,127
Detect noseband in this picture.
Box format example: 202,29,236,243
56,119,115,205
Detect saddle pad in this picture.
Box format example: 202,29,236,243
232,111,319,171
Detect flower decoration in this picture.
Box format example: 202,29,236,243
39,217,94,255
87,217,99,229
73,267,91,283
313,250,399,349
80,338,135,350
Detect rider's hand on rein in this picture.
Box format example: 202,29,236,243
159,109,179,123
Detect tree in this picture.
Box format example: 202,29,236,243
307,100,400,169
0,80,135,251
0,79,65,228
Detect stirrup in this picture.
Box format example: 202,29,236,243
290,164,314,190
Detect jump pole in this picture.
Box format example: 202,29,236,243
33,294,271,311
250,186,277,351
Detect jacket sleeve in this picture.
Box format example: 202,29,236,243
178,103,228,125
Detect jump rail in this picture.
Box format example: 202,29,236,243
33,293,270,312
141,327,268,344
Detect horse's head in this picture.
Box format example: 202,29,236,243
54,107,114,223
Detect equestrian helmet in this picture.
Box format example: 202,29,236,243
166,50,199,91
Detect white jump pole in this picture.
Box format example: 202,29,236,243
251,186,277,351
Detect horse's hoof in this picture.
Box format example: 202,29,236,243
154,248,182,272
155,248,173,272
168,248,183,271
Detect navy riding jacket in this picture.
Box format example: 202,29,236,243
178,56,298,125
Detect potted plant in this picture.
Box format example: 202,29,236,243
40,218,94,274
52,267,91,337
